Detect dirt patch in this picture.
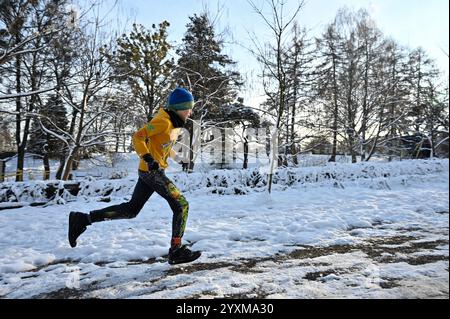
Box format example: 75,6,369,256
405,254,449,266
36,286,96,299
165,261,236,276
164,256,279,276
28,258,81,273
187,291,219,299
126,257,160,266
222,287,270,299
286,244,356,260
362,238,449,264
230,257,276,274
365,236,417,246
379,278,402,289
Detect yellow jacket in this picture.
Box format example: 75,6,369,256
133,108,181,171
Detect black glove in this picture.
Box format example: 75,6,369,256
142,153,160,171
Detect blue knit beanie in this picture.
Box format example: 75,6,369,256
167,88,194,111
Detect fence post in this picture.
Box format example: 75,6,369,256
0,160,5,182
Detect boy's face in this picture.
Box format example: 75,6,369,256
176,109,192,122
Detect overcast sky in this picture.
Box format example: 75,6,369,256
111,0,449,104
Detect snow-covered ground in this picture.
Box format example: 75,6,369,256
0,159,448,299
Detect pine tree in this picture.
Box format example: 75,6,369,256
104,22,175,121
175,13,242,171
176,14,240,118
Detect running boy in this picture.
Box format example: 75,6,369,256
68,88,201,265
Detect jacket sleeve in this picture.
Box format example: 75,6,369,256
169,129,182,161
133,118,168,158
170,149,181,161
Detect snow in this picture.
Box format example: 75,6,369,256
2,157,447,203
0,158,448,298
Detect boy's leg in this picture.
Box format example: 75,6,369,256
69,177,153,248
139,170,189,249
89,177,154,222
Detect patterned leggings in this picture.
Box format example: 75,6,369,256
90,170,189,239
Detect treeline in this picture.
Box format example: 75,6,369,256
0,0,448,182
0,0,243,181
249,1,448,169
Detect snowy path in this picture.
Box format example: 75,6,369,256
0,164,448,298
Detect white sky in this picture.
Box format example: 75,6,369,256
110,0,449,105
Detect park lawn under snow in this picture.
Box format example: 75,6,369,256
0,159,448,299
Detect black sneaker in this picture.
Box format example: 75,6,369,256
68,212,90,248
168,245,201,265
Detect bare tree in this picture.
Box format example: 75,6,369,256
247,0,305,192
315,21,343,162
0,0,73,181
35,3,119,180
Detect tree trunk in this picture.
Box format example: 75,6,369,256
15,45,23,182
62,146,78,180
243,139,249,169
55,157,65,180
187,120,195,173
329,52,339,162
115,134,120,153
0,160,5,183
366,98,386,162
330,110,338,162
16,146,25,182
291,144,298,165
360,41,371,162
347,57,357,164
221,127,226,168
43,153,50,180
291,99,298,165
71,148,80,171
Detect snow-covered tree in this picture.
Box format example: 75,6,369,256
248,0,305,192
28,94,68,179
104,22,175,122
175,13,242,172
37,6,118,180
0,0,74,181
217,99,260,169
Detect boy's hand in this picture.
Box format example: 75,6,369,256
142,153,160,171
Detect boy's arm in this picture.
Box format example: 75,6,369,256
133,118,167,158
169,128,184,163
170,149,183,163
